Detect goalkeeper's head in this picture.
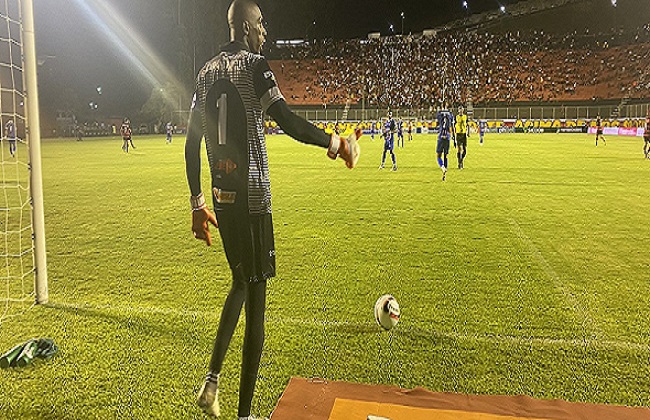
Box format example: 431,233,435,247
228,0,266,54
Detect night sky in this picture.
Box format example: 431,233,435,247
31,0,642,124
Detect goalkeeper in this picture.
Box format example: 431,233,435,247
184,1,360,419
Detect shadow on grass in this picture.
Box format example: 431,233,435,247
44,301,208,345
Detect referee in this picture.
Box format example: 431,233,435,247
184,1,359,419
455,106,469,169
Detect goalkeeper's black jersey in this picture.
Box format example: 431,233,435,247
193,41,284,215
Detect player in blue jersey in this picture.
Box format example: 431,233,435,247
379,112,397,171
436,105,455,181
478,119,486,145
370,121,376,141
397,119,404,148
4,120,17,157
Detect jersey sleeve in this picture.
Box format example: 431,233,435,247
253,59,284,113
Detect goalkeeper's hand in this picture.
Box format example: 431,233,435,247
192,207,218,246
327,128,362,169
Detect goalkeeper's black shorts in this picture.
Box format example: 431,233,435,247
216,211,276,284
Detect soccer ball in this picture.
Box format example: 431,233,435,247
374,294,400,330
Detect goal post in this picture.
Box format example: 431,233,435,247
22,0,47,304
0,0,47,322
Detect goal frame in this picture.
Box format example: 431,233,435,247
22,0,48,304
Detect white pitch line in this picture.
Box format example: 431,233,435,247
508,218,603,341
48,301,650,353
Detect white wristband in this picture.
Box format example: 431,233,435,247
190,192,207,211
328,134,340,156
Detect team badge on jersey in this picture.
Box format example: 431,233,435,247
217,159,238,175
263,70,275,82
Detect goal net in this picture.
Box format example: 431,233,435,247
0,0,47,326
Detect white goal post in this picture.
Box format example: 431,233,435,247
0,0,48,323
22,0,47,304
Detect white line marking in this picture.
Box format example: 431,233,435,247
508,218,603,340
48,301,649,353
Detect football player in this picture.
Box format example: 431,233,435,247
120,118,134,152
397,119,404,148
436,104,455,180
643,109,650,159
166,122,173,144
379,112,397,171
455,106,469,169
4,120,16,157
595,115,606,146
186,2,360,419
478,119,486,145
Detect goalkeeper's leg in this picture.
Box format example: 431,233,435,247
238,280,267,418
209,276,246,373
198,275,246,417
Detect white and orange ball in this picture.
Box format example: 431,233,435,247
374,294,400,330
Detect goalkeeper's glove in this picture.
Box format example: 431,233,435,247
327,128,362,169
190,193,218,246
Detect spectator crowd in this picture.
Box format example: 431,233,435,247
267,23,650,109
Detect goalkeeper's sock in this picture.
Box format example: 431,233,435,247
206,371,220,385
437,157,444,168
391,153,396,165
444,157,448,168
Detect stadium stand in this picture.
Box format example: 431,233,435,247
268,23,650,108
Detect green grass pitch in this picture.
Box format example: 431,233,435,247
1,132,649,419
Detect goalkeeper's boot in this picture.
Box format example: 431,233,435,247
441,167,447,181
391,165,397,171
378,164,384,170
197,378,220,417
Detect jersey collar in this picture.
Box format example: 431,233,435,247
221,40,250,53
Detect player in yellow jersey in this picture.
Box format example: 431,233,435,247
455,106,469,169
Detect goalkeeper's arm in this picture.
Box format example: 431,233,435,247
184,106,218,246
267,99,360,168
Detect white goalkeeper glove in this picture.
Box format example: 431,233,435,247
327,128,362,169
